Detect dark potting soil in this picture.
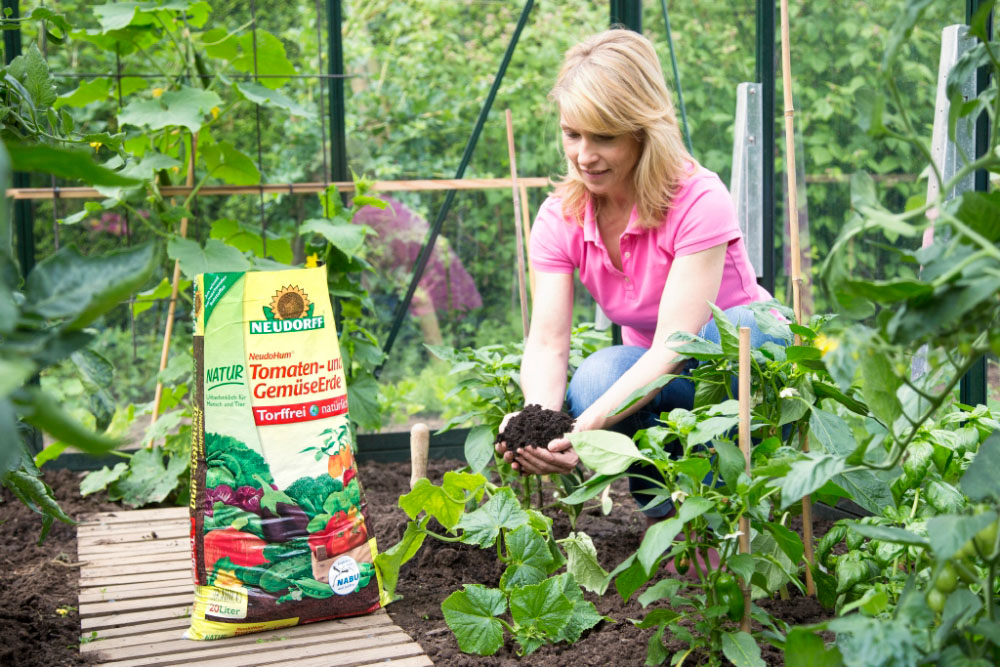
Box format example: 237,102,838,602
365,458,836,666
3,457,834,666
0,469,119,666
496,404,575,454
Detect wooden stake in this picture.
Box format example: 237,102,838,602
505,109,530,340
780,0,816,596
519,182,535,300
738,327,752,633
150,135,196,434
409,423,430,489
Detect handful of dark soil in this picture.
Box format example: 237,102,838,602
497,404,575,454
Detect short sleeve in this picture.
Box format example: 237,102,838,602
670,175,742,257
528,196,577,274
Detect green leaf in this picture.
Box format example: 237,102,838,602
858,350,901,427
765,521,804,565
713,440,746,489
118,86,222,132
550,573,603,643
509,576,572,650
457,487,529,547
33,442,68,468
231,32,296,89
24,243,156,329
809,407,858,456
2,468,74,538
441,585,506,656
8,44,56,109
113,447,187,506
299,218,369,257
961,431,1000,502
846,523,928,547
833,469,895,516
234,81,315,117
80,462,129,496
93,2,139,31
567,429,651,475
0,400,23,472
670,332,725,361
722,631,765,667
399,478,465,530
688,414,740,448
709,302,741,358
374,519,427,603
784,628,843,667
14,388,120,454
777,454,847,509
927,512,997,560
54,77,111,109
201,141,260,186
637,496,713,573
209,219,293,264
0,358,35,398
557,531,609,594
834,551,868,594
637,578,682,608
167,237,250,279
7,143,141,187
464,424,494,473
500,525,555,591
345,374,380,431
727,553,755,584
72,349,113,389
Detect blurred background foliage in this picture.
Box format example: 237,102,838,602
12,0,996,437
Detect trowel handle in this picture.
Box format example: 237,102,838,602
410,423,429,489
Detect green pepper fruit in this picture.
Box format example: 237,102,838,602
716,573,744,622
926,588,946,614
933,562,958,594
973,520,998,559
675,553,691,576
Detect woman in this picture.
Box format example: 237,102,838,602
498,29,779,519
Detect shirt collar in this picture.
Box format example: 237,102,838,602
583,198,643,246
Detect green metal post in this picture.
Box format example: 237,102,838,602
378,0,536,367
610,0,642,31
961,0,992,406
326,0,349,183
756,0,776,295
2,0,34,279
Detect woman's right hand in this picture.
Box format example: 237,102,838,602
495,411,520,464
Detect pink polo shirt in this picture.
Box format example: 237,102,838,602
529,166,770,348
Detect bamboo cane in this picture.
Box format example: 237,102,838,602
505,109,530,340
149,135,196,433
410,423,430,489
780,0,816,596
738,327,752,633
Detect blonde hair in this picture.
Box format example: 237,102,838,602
550,29,693,229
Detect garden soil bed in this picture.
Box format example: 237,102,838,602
2,461,833,666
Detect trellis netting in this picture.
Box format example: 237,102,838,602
187,265,384,640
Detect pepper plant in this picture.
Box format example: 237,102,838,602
373,471,605,656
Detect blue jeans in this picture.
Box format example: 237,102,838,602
565,305,786,517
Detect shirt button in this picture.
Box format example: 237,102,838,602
624,251,631,259
624,277,630,283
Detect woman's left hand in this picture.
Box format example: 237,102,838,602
512,437,579,475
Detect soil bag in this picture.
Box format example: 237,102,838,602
187,266,383,640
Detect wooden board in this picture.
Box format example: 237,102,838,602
78,507,431,666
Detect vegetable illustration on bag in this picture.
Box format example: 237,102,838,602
186,267,385,641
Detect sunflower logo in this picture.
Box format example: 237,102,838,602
265,285,313,320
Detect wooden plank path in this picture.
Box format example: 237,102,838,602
77,506,432,666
